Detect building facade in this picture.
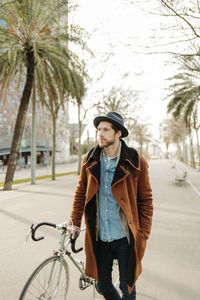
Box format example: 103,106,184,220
0,79,70,167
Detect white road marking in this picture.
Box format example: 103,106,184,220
187,179,200,197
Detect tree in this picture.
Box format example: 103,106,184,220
96,86,139,115
162,117,187,161
167,72,200,167
140,0,200,58
133,122,151,156
68,54,92,174
0,0,84,189
159,0,200,42
95,86,141,141
39,71,84,180
193,105,200,168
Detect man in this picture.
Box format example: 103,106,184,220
69,112,153,300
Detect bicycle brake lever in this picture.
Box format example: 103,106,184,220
70,232,83,253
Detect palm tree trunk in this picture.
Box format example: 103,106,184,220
52,115,56,180
3,50,34,190
189,134,196,168
182,135,188,164
140,141,143,155
178,142,182,161
195,128,200,170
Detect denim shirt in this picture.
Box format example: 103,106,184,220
98,152,126,242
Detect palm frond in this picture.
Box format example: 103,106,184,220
0,0,86,110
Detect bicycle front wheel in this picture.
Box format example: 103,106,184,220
19,256,69,300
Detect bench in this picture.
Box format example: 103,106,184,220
175,170,187,183
170,160,176,168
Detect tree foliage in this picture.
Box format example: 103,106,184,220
167,67,200,129
95,86,141,134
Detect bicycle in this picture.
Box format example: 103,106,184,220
19,221,119,300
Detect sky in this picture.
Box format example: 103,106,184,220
69,0,173,139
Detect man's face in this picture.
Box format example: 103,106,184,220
97,121,121,148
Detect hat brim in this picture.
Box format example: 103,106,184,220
93,116,129,138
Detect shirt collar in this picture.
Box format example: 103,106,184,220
100,140,121,164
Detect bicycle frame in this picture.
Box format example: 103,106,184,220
28,222,98,299
62,228,95,289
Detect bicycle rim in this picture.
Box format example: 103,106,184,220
19,256,69,300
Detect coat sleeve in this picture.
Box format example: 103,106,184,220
137,156,153,239
69,155,88,228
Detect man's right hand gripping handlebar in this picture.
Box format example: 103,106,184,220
67,224,83,253
69,231,83,253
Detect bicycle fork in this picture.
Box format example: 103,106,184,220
39,256,64,300
40,232,67,300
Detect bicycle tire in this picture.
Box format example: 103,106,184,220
19,255,69,300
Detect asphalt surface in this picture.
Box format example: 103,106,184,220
0,159,200,300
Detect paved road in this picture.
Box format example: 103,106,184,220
0,159,200,300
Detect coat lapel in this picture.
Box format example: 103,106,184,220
89,161,100,184
85,145,101,185
85,140,140,187
112,140,140,186
112,164,128,186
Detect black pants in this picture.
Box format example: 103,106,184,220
97,237,136,300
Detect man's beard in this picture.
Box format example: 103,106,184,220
99,139,115,148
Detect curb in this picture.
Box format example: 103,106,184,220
0,170,77,189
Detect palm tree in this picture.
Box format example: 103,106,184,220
162,117,187,162
167,78,200,168
133,122,151,157
193,105,200,168
0,0,84,189
40,71,85,180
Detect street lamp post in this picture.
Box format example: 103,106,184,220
31,79,36,184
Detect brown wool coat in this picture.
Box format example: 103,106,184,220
70,140,153,293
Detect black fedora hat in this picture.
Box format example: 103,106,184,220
93,112,129,138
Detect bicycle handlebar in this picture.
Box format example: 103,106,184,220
30,222,83,253
70,231,83,253
31,222,56,241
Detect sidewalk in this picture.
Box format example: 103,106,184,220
1,159,200,299
1,158,200,196
0,160,78,183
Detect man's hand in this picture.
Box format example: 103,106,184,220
67,225,80,239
